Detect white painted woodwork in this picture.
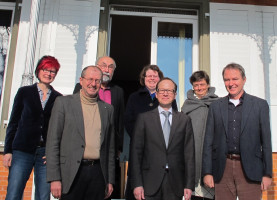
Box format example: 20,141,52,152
210,3,277,151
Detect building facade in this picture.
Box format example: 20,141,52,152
0,0,276,199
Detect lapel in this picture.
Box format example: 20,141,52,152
219,96,229,136
72,93,85,141
152,108,167,149
98,100,108,145
241,93,252,135
31,84,43,113
109,84,116,107
168,109,178,147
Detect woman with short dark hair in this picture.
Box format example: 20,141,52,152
3,55,62,200
181,70,218,200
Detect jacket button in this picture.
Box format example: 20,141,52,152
81,145,84,148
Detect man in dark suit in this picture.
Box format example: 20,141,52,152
202,63,272,200
131,77,195,200
46,66,115,200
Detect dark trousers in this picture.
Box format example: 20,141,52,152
215,158,261,200
191,196,214,200
61,162,105,200
145,172,181,200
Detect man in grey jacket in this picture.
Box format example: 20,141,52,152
46,66,115,200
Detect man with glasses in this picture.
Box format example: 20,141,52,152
73,56,124,154
46,66,115,200
73,56,124,198
131,77,195,200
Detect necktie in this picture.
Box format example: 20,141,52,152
162,111,171,148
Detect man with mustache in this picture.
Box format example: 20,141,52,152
73,56,124,198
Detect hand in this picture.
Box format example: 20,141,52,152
184,188,192,200
42,156,46,165
204,175,214,188
134,186,145,200
51,181,62,199
3,153,12,168
104,183,113,199
261,176,272,191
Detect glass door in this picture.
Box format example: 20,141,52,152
151,17,198,108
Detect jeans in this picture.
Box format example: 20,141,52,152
5,147,50,200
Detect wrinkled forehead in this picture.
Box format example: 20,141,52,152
97,57,115,66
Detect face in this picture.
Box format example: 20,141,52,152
223,68,246,99
144,69,160,91
97,57,115,83
80,67,102,98
37,67,57,84
156,80,177,109
192,79,209,99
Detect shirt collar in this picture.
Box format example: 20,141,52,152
158,106,172,114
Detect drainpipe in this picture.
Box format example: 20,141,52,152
21,0,41,86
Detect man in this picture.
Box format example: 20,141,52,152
73,56,124,153
46,66,115,200
131,77,195,200
202,63,272,200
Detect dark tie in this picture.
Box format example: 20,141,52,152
162,111,171,148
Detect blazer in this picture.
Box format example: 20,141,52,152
73,82,124,152
4,84,61,154
131,108,195,197
46,93,115,194
202,92,272,183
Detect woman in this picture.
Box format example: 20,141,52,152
181,71,218,200
3,55,62,200
124,64,177,200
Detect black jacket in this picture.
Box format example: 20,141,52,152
4,84,62,154
124,87,178,138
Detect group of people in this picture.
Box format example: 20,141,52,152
3,55,272,200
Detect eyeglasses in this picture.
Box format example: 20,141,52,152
42,69,56,75
157,89,175,94
193,83,208,88
82,77,101,84
145,75,159,79
97,63,115,70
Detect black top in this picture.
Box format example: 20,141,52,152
227,94,244,154
5,84,62,154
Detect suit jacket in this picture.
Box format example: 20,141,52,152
73,82,124,151
46,92,115,194
202,92,272,183
131,108,195,197
4,84,61,154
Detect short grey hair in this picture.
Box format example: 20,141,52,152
95,56,116,68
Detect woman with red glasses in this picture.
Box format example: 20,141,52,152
3,55,62,200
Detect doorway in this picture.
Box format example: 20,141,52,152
109,15,152,102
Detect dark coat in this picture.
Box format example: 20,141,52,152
202,92,272,182
131,108,195,197
124,87,178,138
73,82,124,151
4,83,62,154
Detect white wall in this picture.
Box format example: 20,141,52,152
8,0,100,120
210,3,277,151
